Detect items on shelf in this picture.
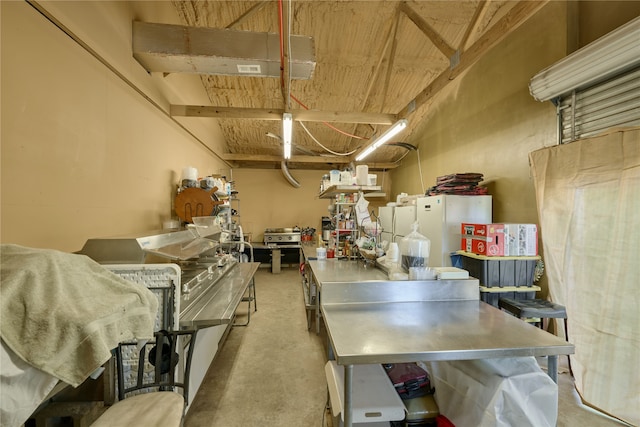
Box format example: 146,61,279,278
461,223,538,256
319,166,378,193
426,172,488,196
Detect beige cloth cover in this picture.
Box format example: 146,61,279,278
529,128,640,425
0,244,158,387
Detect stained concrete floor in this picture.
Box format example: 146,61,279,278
184,267,629,427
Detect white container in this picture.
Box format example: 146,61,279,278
386,242,399,263
340,171,352,185
181,166,198,182
329,170,340,185
355,165,369,185
316,247,327,260
368,174,377,186
409,267,437,280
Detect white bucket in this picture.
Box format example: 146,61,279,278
316,247,327,260
368,174,377,186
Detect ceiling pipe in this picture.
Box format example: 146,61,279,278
281,160,301,188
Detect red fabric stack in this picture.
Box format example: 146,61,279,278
426,173,487,195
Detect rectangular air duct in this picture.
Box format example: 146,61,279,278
133,21,316,79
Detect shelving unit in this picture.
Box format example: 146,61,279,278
319,185,382,259
318,185,383,199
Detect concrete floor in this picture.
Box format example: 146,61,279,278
184,267,629,427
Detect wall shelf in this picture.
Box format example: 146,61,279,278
319,185,382,199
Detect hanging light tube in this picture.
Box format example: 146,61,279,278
529,16,640,102
282,112,293,159
355,119,408,161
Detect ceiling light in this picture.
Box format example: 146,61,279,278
355,119,408,161
529,16,640,102
282,113,293,160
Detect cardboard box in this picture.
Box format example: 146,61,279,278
461,223,505,256
504,224,538,256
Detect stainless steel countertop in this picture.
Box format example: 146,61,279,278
301,244,320,260
180,262,259,328
321,300,574,365
308,259,389,283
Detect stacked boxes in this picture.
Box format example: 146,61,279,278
461,223,538,256
458,250,541,307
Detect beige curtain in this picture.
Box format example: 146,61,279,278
529,128,640,425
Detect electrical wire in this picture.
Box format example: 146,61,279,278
278,1,368,147
290,94,367,140
387,142,425,194
299,121,358,156
416,147,425,194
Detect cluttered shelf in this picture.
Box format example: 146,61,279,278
319,185,382,199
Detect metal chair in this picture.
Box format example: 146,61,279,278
91,329,198,427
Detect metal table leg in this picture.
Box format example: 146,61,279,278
316,287,321,335
344,364,353,427
548,355,558,383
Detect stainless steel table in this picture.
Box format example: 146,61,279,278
320,279,575,427
305,259,388,334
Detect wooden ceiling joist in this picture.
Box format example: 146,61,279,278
398,0,549,120
400,2,456,59
171,105,397,125
459,0,490,52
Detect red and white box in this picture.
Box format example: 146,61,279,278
461,223,505,256
503,223,538,256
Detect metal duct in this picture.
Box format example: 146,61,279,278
133,21,316,79
281,161,301,188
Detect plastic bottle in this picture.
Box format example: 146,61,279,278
398,222,431,272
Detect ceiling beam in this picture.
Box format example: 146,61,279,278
398,0,549,119
458,0,490,51
400,2,456,59
171,105,397,124
221,154,347,163
225,1,269,29
380,8,402,115
220,153,398,169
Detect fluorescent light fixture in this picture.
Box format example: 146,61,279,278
355,119,408,161
530,16,640,102
282,113,293,159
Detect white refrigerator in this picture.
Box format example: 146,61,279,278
393,205,417,244
377,205,395,245
416,195,492,267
